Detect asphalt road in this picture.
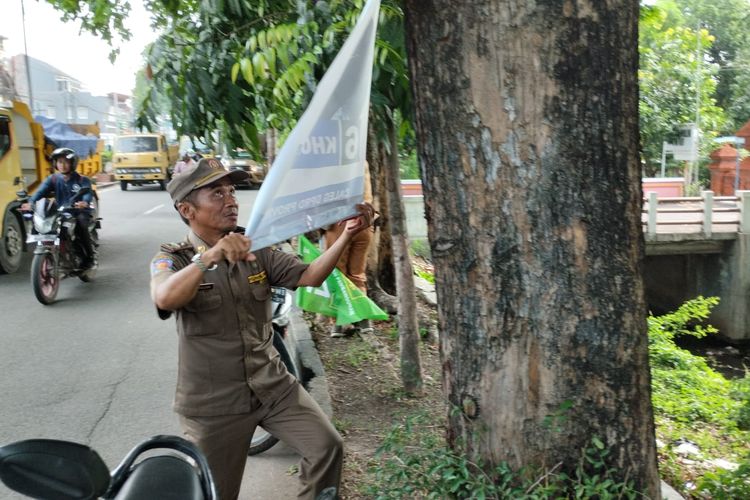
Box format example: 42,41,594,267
0,183,299,499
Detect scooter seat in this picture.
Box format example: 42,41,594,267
113,455,203,500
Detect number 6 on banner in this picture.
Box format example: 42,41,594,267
344,125,359,161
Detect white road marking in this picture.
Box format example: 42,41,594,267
144,204,165,215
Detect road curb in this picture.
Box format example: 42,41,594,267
661,480,684,499
287,305,333,419
414,275,437,306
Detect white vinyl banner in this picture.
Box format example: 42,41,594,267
246,0,381,250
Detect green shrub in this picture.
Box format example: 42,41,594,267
415,268,434,284
731,376,750,430
648,297,737,426
399,151,419,180
366,413,637,499
410,239,431,259
695,459,750,500
648,297,750,497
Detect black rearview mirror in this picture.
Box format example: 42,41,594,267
0,439,110,499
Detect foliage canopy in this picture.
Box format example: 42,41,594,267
43,1,750,180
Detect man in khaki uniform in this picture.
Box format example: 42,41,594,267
150,158,374,499
324,164,374,336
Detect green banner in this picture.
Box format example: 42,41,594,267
295,235,389,325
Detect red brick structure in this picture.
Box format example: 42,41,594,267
736,120,750,149
708,142,750,195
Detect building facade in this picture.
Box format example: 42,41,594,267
7,54,132,136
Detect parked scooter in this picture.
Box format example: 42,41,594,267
247,285,297,456
17,186,101,304
0,434,217,499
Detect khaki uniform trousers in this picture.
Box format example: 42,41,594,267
324,224,372,293
179,382,343,500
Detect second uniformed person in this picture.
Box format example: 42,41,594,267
150,158,375,499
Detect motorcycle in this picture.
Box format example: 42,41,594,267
248,285,298,456
0,434,217,499
17,187,101,305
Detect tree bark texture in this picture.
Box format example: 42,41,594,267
403,0,658,496
373,139,397,295
384,120,423,394
365,121,398,313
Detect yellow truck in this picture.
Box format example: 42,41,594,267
113,134,179,191
0,100,102,273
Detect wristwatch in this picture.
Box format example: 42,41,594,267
191,253,215,273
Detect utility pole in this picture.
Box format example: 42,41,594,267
692,21,702,186
21,0,35,112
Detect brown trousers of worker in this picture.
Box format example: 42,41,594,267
179,382,343,500
324,224,372,293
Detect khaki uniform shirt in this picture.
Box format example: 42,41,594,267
150,230,308,416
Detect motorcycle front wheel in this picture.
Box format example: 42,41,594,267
247,328,298,456
31,252,59,305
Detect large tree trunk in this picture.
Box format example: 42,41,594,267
383,119,423,394
403,0,659,496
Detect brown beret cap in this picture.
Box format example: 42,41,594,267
167,157,249,203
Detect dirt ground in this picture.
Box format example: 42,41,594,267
307,297,445,498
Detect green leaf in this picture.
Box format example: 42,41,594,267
231,62,240,83
252,52,267,79
278,48,290,68
240,57,254,85
266,48,277,77
592,436,605,450
283,24,293,43
273,79,288,100
258,30,267,50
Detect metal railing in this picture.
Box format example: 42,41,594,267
642,190,750,237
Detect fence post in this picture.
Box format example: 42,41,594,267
648,192,657,237
739,190,750,234
702,190,713,238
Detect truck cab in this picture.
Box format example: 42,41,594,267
0,101,46,273
113,134,179,191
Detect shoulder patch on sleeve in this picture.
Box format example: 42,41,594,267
150,253,176,275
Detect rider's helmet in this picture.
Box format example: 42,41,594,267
50,147,79,172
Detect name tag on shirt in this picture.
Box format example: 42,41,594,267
198,283,214,290
247,271,267,284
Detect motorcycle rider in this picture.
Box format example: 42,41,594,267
21,147,96,270
173,151,197,176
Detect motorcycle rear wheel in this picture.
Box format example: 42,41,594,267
247,328,297,456
31,253,59,305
